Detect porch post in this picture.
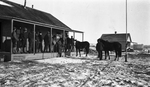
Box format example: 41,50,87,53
63,30,65,45
11,19,14,58
82,32,84,41
50,27,52,52
63,30,66,56
33,24,35,54
73,32,75,39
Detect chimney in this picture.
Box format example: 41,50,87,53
32,5,34,8
115,31,117,34
24,0,26,9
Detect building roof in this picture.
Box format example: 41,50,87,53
101,33,132,42
0,0,83,33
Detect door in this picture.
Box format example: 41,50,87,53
0,22,2,50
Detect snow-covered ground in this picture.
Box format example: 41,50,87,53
0,54,150,87
36,56,95,64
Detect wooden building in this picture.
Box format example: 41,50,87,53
0,0,83,61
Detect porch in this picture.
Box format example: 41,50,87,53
11,52,78,61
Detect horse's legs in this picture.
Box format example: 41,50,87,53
105,51,107,60
117,57,119,61
97,51,100,58
76,49,78,56
86,50,88,57
79,49,81,57
117,51,119,61
114,51,119,61
108,51,110,60
85,47,88,57
100,51,103,60
105,51,110,60
114,51,117,61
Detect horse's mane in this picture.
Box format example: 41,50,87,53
76,40,89,43
98,38,109,43
99,38,120,44
74,39,81,43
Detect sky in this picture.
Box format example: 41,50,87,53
9,0,150,45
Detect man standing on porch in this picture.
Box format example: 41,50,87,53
44,31,51,52
22,28,28,53
12,27,19,53
70,36,74,52
28,29,34,53
38,31,43,53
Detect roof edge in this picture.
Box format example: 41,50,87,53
102,33,130,35
70,29,84,33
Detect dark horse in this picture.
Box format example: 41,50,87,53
98,38,122,61
75,40,90,57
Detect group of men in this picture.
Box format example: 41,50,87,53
11,27,50,53
12,27,75,56
12,27,42,53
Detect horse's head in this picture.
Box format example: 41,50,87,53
97,38,104,43
97,38,109,48
74,40,82,46
74,39,79,43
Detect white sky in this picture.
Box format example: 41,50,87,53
9,0,150,45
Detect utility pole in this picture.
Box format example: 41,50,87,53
125,0,128,62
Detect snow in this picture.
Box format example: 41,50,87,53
36,57,90,64
0,54,150,87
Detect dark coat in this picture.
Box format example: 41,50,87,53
12,31,19,47
44,33,51,46
57,39,63,53
28,31,34,42
38,34,43,43
96,42,103,51
12,31,19,42
22,31,28,47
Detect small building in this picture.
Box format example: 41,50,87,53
0,0,83,61
144,45,150,53
133,44,143,51
144,45,150,50
101,32,132,51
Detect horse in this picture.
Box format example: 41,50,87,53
75,40,90,57
98,38,122,61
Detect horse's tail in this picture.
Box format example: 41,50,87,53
86,42,90,54
118,44,122,57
